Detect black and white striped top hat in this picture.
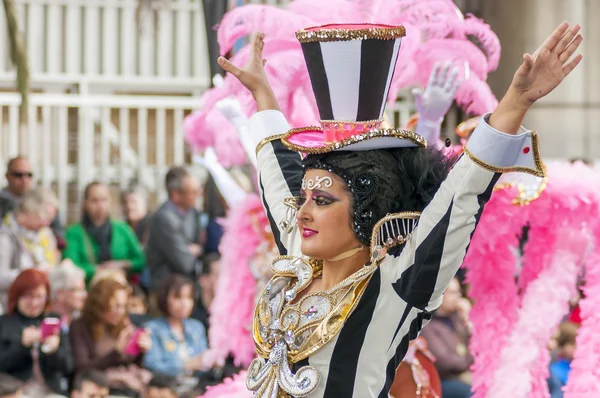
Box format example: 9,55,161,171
282,23,427,154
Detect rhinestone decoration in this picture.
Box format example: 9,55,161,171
251,254,377,397
296,25,406,43
247,340,319,397
285,330,295,345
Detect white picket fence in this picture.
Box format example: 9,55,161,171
0,0,210,93
0,92,206,221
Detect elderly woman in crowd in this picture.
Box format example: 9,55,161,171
48,260,87,331
143,275,214,394
64,181,146,283
69,278,152,396
0,187,59,311
121,184,152,247
0,269,72,397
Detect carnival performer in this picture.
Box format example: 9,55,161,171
214,20,582,397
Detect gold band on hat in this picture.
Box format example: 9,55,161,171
296,25,406,43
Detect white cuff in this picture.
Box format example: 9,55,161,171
464,113,544,177
249,110,291,153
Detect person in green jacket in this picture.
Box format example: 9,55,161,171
63,181,145,282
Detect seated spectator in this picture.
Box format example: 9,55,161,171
71,370,109,398
0,156,65,248
143,374,178,398
143,275,215,394
420,277,473,398
63,182,145,283
121,185,152,247
0,373,23,398
146,167,204,294
89,268,128,289
0,187,59,309
194,253,221,333
0,269,72,397
128,285,151,329
48,260,87,330
69,278,152,396
128,285,148,316
550,321,578,387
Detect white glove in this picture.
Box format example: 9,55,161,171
216,97,248,129
215,97,257,168
192,148,246,207
192,147,218,167
412,61,461,123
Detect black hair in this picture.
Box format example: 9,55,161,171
303,147,454,245
72,369,108,390
130,284,147,304
201,252,221,275
147,374,178,390
156,274,195,316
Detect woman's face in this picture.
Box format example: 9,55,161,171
297,169,363,260
103,289,128,326
122,192,147,223
17,285,47,318
167,284,194,321
84,184,111,224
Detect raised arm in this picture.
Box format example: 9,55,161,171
385,22,583,312
218,33,303,255
216,97,257,168
413,61,461,148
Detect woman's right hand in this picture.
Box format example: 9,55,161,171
115,325,135,354
21,326,41,348
217,33,279,111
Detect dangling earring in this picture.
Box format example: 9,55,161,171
280,197,299,234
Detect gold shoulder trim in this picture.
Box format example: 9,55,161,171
255,133,286,155
296,25,406,43
463,131,545,178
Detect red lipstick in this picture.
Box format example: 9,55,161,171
302,228,318,238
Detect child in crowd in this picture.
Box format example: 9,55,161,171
143,375,178,398
128,285,148,315
550,321,579,386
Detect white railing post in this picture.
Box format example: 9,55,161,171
77,82,95,214
55,106,68,224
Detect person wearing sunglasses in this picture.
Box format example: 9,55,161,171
1,156,66,249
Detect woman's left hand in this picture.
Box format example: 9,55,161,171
41,334,60,354
509,22,583,106
137,329,152,353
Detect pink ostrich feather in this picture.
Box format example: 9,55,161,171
200,371,252,398
286,0,360,24
463,14,501,72
465,162,600,397
217,5,314,55
463,185,524,398
519,162,600,293
487,228,591,398
208,194,266,367
564,247,600,398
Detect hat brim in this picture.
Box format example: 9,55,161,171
282,127,427,154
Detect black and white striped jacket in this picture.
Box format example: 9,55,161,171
248,110,543,397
